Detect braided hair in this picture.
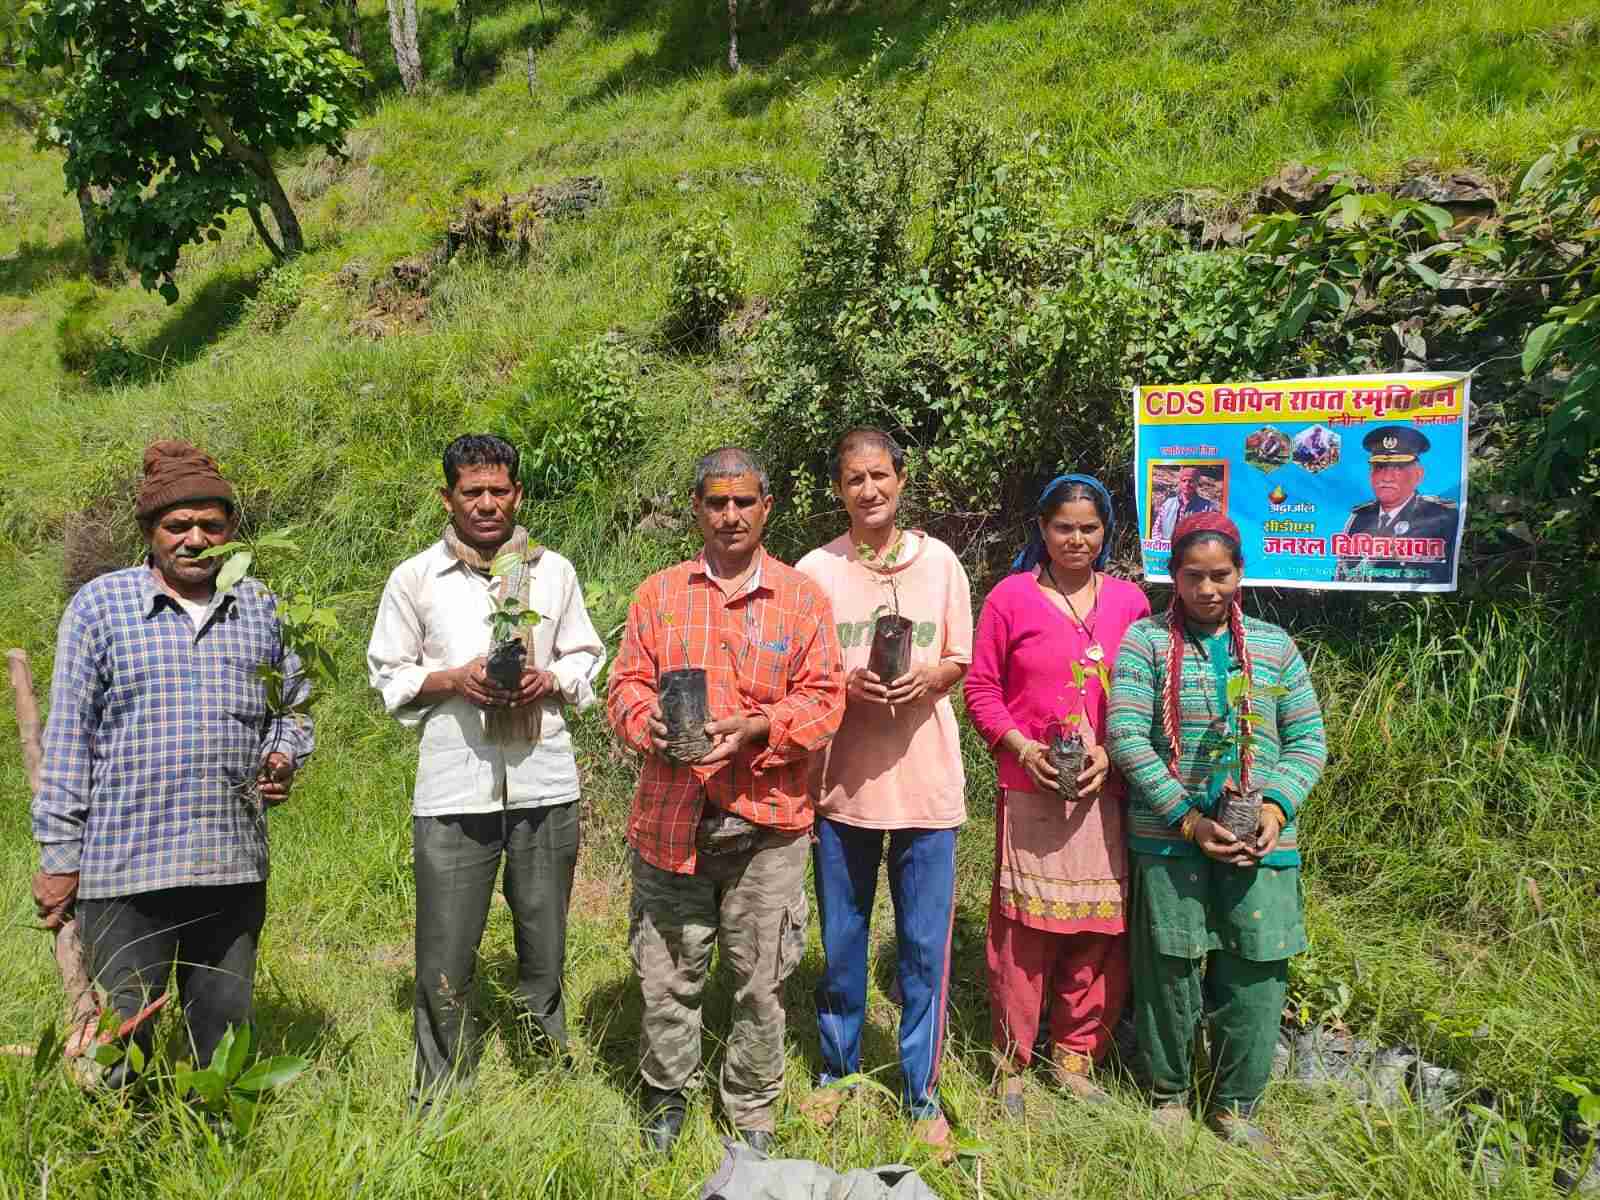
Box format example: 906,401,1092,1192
1163,514,1252,790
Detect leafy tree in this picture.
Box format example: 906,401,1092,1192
25,0,367,301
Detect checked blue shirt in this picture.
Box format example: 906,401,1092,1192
31,565,315,899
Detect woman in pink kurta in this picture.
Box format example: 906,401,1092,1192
964,474,1150,1117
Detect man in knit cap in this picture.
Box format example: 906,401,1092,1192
31,440,314,1084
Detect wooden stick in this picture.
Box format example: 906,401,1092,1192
6,649,43,793
8,648,104,1055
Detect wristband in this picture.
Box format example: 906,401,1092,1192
1179,809,1202,842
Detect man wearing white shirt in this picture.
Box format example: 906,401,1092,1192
368,434,605,1103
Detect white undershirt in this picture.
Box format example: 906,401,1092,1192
174,594,211,628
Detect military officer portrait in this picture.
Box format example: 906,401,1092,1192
1335,425,1460,585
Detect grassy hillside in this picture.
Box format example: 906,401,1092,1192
3,1,1600,1196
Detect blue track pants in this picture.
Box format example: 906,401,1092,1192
812,818,957,1119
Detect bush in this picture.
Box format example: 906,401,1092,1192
245,262,307,332
519,335,643,498
665,214,746,349
54,280,104,373
54,281,138,385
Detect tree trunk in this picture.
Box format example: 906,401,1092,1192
343,0,364,61
196,99,304,257
386,0,423,94
452,0,474,73
76,184,113,282
247,206,286,261
727,0,739,72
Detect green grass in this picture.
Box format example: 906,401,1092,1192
2,0,1600,1195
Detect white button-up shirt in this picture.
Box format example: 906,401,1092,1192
367,541,606,816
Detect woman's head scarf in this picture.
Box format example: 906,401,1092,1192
1010,474,1116,573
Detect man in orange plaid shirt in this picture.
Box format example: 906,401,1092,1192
607,447,844,1155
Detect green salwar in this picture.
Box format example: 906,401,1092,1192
1131,853,1306,1113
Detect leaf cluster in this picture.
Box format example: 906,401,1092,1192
751,67,1295,559
665,213,746,349
198,527,337,719
172,1022,308,1135
487,550,543,646
518,335,642,500
855,535,902,615
1241,138,1600,564
1204,674,1289,781
1056,659,1110,731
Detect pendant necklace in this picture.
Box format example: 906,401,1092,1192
1044,563,1103,662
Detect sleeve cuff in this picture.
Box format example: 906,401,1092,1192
750,703,800,773
550,659,598,711
39,841,82,873
1158,793,1198,829
1262,788,1295,823
378,666,432,724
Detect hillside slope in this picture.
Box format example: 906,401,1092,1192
2,2,1599,1197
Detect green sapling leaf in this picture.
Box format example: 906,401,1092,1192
32,1022,59,1080
230,1095,258,1135
235,1055,309,1093
215,550,253,593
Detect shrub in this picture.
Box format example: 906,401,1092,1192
54,282,139,385
520,335,643,498
245,262,307,332
54,281,103,373
665,214,746,349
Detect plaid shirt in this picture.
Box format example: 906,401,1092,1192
607,549,844,874
32,565,314,899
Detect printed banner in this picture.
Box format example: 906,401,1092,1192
1132,372,1470,591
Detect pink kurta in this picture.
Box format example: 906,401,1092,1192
965,572,1151,934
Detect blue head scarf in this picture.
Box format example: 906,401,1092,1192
1010,473,1116,573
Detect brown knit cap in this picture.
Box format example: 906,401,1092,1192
134,440,236,522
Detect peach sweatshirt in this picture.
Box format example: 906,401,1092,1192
796,532,974,829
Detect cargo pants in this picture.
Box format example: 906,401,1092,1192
629,830,809,1133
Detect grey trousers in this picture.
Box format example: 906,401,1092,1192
629,832,809,1132
413,802,579,1098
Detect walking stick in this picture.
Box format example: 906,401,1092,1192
7,649,167,1062
8,650,99,1053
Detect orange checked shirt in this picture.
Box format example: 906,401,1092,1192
607,548,845,874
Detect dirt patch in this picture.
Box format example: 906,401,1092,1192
349,176,606,339
0,304,36,335
292,129,384,202
723,294,771,343
570,874,623,919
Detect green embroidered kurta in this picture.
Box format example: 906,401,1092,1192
1106,614,1326,867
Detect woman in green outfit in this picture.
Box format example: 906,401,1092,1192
1106,512,1326,1151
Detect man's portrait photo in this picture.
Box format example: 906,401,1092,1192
1150,462,1226,541
1335,425,1460,585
